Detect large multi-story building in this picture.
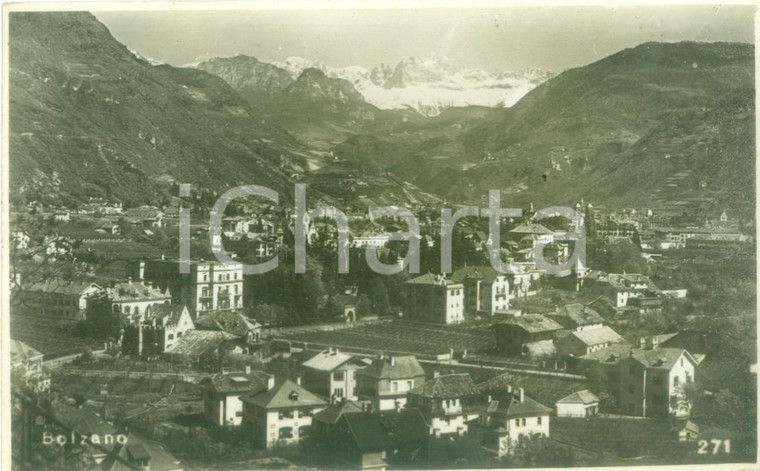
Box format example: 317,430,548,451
579,336,701,417
404,273,464,324
450,267,510,316
101,281,172,324
129,259,244,316
13,280,103,319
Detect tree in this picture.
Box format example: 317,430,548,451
506,434,575,468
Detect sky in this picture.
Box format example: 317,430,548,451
93,5,756,73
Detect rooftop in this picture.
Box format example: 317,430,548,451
357,355,425,380
241,379,327,409
492,314,564,334
408,373,479,399
302,349,359,372
568,326,625,346
556,389,600,405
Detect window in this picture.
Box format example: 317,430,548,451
673,376,680,387
522,418,526,426
278,410,294,420
333,388,344,398
515,419,520,427
537,416,542,425
333,371,344,382
278,427,293,439
407,381,413,390
392,382,398,392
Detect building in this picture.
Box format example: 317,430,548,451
579,337,700,417
302,348,369,402
508,222,554,263
469,387,552,457
123,206,164,227
130,259,244,315
201,368,274,426
555,326,625,357
121,305,195,356
406,372,480,436
101,281,172,324
450,266,510,316
10,339,50,392
241,378,328,448
593,273,659,308
555,390,600,417
329,408,431,471
491,315,564,356
355,355,426,411
547,303,605,331
404,273,464,324
311,400,365,437
13,280,103,319
194,310,262,344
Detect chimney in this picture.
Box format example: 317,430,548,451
518,388,524,403
390,357,395,366
507,385,512,394
487,395,492,403
245,365,251,374
639,337,646,349
335,348,339,355
296,376,301,386
395,401,402,413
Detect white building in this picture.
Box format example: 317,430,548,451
241,379,328,448
555,390,600,417
201,369,274,426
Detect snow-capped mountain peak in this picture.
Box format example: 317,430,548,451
259,55,552,116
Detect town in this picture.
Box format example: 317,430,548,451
6,7,756,471
9,190,756,470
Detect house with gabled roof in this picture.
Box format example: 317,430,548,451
331,408,430,471
355,355,426,411
311,399,365,437
547,303,605,331
555,326,625,357
241,378,328,448
11,339,50,392
302,348,369,402
194,310,262,344
556,390,600,417
201,368,274,426
491,314,564,356
120,304,194,355
406,372,480,436
468,386,552,457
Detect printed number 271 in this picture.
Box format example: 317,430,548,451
698,439,731,455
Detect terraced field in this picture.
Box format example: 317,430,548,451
275,322,496,356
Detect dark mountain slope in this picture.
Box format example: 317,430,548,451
9,12,299,206
346,41,753,212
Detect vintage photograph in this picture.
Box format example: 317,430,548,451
3,3,757,470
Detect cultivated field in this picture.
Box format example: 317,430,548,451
10,313,103,357
274,321,496,356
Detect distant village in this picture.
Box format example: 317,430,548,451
9,193,756,470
